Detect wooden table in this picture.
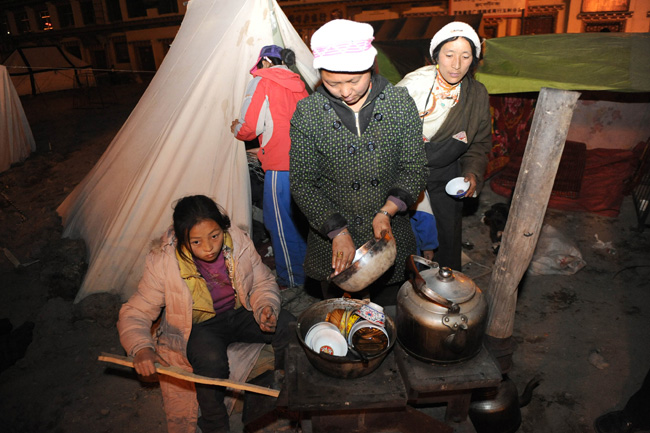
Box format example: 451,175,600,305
278,321,502,433
394,343,503,431
284,323,452,433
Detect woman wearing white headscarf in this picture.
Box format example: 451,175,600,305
289,19,426,302
398,22,492,271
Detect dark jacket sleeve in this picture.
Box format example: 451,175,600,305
459,79,492,193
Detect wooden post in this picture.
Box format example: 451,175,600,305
484,88,580,368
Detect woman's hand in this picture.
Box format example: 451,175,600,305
331,230,355,276
422,250,434,261
133,347,168,378
230,119,239,134
372,201,398,240
259,306,277,333
464,173,478,198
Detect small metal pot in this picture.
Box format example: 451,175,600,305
296,298,395,379
396,255,488,363
329,231,397,293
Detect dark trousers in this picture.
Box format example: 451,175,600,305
624,367,650,427
186,307,295,433
427,183,463,272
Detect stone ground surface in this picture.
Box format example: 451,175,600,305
1,83,649,433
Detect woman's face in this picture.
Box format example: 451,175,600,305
435,38,474,85
189,219,224,262
321,70,372,109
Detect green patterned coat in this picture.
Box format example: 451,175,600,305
289,75,426,283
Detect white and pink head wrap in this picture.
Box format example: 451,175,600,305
311,19,377,72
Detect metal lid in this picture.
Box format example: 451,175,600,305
419,267,477,304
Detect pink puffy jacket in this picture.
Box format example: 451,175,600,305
117,225,280,433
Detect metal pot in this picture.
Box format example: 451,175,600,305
329,231,397,292
296,298,396,379
396,255,488,363
469,374,542,433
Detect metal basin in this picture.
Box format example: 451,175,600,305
296,298,395,379
329,231,397,292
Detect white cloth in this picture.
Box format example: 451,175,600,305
0,65,35,173
397,66,456,140
57,0,317,303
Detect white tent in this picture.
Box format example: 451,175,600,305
1,64,36,173
57,0,318,302
3,46,95,96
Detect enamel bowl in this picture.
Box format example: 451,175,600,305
445,177,470,198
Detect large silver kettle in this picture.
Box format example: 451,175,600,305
396,255,488,363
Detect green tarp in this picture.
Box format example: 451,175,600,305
476,32,650,94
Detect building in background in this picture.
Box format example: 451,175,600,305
0,0,648,80
0,0,186,83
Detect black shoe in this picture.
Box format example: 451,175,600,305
594,411,639,433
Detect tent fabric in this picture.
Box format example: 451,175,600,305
1,64,36,173
3,46,94,96
476,33,650,94
57,0,317,303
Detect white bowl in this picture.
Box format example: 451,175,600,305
310,328,348,356
445,177,470,198
305,321,339,348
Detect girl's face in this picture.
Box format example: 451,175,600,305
436,38,473,85
321,70,372,110
189,219,224,262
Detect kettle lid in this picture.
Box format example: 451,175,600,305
419,266,477,304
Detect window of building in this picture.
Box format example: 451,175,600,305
126,1,147,18
114,41,130,63
523,15,556,34
39,9,53,31
16,11,30,33
57,4,75,28
81,1,96,25
158,0,179,15
582,0,629,13
106,0,123,22
584,21,624,32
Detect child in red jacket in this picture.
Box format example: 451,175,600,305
232,45,308,289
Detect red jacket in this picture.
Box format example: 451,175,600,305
234,65,308,172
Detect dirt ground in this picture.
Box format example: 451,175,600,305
1,83,649,433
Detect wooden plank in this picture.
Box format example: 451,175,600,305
394,345,502,395
98,352,280,397
485,88,581,340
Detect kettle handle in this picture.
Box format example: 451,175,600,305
407,255,456,309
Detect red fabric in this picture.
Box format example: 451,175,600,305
486,95,536,178
491,148,639,217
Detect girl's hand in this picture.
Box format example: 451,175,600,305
331,230,355,275
422,250,434,261
133,347,168,378
230,120,239,134
464,173,478,198
259,306,277,333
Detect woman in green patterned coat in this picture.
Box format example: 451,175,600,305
289,19,427,302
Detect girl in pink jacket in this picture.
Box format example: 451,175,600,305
117,195,295,433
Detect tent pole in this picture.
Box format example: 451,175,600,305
484,87,580,373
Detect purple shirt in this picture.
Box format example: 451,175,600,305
194,252,236,314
